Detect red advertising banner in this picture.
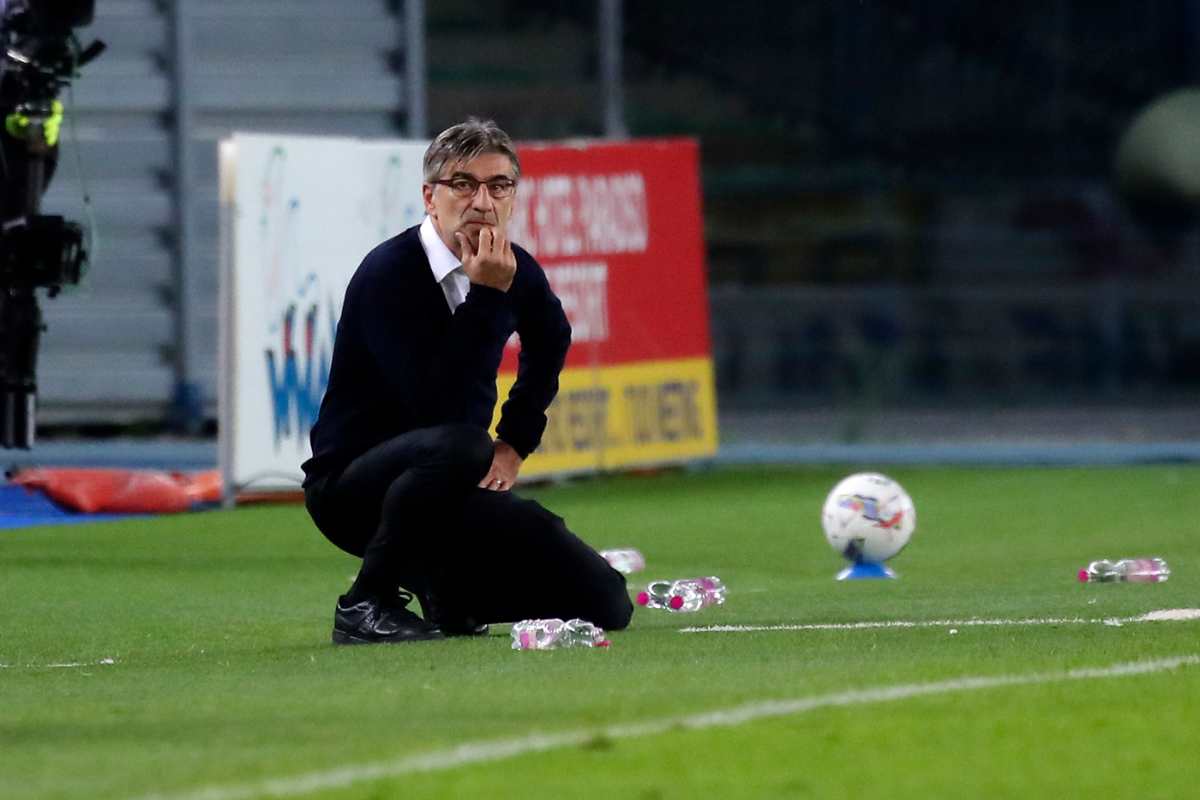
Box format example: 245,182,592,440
503,138,712,370
494,138,719,476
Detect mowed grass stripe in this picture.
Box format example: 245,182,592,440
129,654,1199,800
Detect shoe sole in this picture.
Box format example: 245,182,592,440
332,629,444,645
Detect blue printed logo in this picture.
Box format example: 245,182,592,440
264,300,335,450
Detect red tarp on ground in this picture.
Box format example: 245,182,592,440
8,468,223,513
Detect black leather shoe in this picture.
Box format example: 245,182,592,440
332,592,444,645
413,584,489,638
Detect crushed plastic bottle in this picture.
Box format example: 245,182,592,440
636,576,726,612
600,548,646,574
510,618,611,650
636,580,674,609
1078,558,1170,584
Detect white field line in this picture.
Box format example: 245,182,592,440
7,612,1195,671
679,607,1200,633
127,653,1200,800
0,657,116,670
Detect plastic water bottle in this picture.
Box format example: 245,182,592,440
510,618,611,650
1078,558,1170,583
636,577,726,612
600,548,646,574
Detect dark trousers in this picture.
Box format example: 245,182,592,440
304,423,633,630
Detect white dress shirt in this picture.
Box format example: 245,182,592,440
419,216,470,312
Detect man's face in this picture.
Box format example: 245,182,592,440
422,152,518,259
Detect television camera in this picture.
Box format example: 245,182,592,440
1,0,104,447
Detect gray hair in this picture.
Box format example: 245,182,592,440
423,118,521,183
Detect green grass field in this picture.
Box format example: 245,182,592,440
3,464,1198,800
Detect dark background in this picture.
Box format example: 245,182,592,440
18,0,1200,440
426,1,1200,413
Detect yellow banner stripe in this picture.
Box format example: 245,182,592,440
493,357,719,478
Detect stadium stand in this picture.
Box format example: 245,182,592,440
37,0,409,426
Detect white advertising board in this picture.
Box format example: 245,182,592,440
218,133,428,493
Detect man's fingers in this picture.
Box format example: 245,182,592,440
456,231,475,263
490,227,514,267
459,226,515,291
477,475,507,491
488,228,509,261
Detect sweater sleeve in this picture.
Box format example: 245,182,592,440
495,258,571,458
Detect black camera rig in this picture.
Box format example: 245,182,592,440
1,0,104,448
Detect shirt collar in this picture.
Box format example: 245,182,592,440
419,216,461,283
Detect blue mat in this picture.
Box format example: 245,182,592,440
2,440,219,530
0,483,137,530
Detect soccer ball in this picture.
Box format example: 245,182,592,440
821,472,916,563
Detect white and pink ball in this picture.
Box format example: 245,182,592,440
821,472,916,564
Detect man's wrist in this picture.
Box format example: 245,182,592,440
465,283,509,304
496,437,529,461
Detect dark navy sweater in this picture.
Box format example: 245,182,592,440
301,225,571,483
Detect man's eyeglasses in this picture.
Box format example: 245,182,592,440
431,176,518,199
